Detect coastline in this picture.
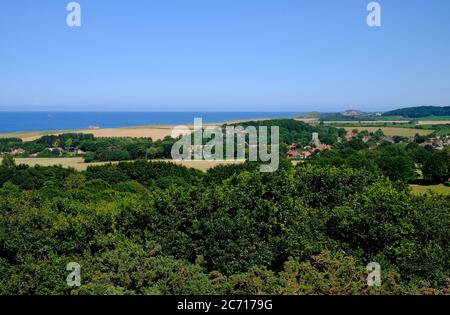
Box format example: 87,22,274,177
0,116,282,142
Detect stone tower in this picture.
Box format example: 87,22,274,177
312,132,320,147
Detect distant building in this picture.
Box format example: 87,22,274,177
421,136,450,150
287,150,302,159
10,148,26,155
382,136,395,144
315,144,331,152
345,130,354,141
340,109,366,117
301,151,312,159
44,147,64,155
287,149,312,160
311,132,320,147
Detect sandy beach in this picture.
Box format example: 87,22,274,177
0,117,278,142
0,124,204,142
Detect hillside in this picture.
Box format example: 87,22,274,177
340,109,367,117
383,106,450,118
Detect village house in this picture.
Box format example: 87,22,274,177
443,137,450,146
345,130,354,141
10,148,26,155
287,149,302,159
419,141,434,149
299,150,312,159
286,133,332,160
420,136,450,150
286,133,332,159
382,136,395,144
315,144,331,152
45,147,65,155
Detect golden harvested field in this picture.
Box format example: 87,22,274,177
417,120,450,126
1,157,244,172
0,126,190,142
167,159,245,171
4,157,111,171
0,120,237,142
345,127,433,137
330,120,409,124
295,118,320,123
410,185,450,196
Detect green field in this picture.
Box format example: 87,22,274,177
410,185,450,196
416,116,450,121
344,127,433,137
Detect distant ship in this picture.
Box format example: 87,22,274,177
88,125,100,129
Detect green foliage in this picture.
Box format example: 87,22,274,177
230,119,339,146
383,106,450,118
0,159,448,295
422,151,450,184
309,140,421,184
1,155,15,168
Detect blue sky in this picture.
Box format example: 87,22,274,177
0,0,449,112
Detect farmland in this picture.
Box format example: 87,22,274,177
0,157,244,172
343,127,433,137
410,185,450,196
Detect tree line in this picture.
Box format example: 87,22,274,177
0,157,448,294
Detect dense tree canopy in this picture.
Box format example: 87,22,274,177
0,158,448,295
383,106,450,118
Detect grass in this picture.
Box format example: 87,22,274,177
434,129,450,137
344,127,433,137
416,116,450,121
410,185,450,196
0,157,244,172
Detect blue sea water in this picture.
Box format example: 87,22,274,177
0,112,300,133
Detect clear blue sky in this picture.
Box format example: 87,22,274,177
1,0,450,112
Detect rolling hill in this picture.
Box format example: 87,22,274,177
383,106,450,118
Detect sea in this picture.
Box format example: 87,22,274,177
0,112,301,133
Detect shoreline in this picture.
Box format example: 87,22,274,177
0,116,283,142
